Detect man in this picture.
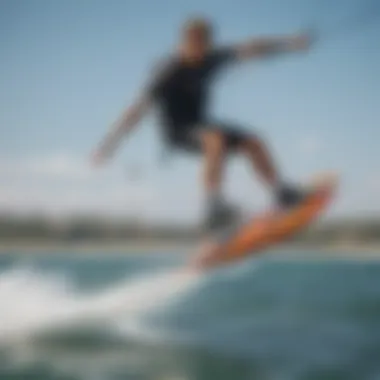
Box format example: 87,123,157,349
92,17,312,236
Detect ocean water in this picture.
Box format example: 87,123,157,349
0,250,379,380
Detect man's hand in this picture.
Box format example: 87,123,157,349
90,129,119,168
90,95,152,169
287,31,315,52
90,148,109,168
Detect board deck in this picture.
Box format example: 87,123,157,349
192,172,338,270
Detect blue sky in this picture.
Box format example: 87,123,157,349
0,0,379,223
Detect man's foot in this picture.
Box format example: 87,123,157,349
276,184,307,209
205,199,241,233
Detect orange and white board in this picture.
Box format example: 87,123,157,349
192,172,338,270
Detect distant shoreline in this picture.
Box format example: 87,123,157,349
0,240,379,258
0,240,194,254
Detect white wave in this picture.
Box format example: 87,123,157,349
0,266,201,344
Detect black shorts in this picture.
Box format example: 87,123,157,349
169,122,249,154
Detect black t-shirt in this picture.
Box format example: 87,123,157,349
147,48,237,141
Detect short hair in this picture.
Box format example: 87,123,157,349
182,16,213,39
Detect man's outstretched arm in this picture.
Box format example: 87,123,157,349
92,94,151,165
232,31,313,61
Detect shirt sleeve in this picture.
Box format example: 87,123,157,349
144,59,171,101
209,47,238,71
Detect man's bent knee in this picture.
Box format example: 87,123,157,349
240,134,265,152
200,130,226,155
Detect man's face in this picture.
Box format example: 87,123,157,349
182,28,212,61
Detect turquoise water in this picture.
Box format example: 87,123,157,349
0,251,379,380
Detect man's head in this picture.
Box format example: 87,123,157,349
180,16,214,62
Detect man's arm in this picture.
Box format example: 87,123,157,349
232,32,313,61
92,94,151,165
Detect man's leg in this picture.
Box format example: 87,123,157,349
239,134,305,207
240,135,279,188
197,129,239,231
194,126,303,232
200,129,226,197
198,126,281,195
